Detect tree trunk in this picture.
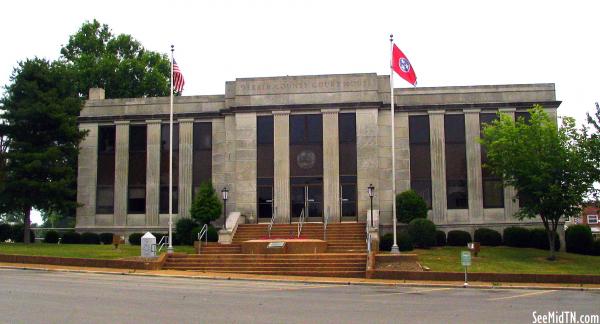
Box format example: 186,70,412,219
547,230,556,261
23,207,31,244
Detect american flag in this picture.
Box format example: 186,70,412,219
173,59,185,93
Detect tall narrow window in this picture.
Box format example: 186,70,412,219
480,113,504,208
192,122,212,197
257,116,274,219
97,126,115,214
409,115,432,208
339,113,357,218
128,125,147,213
159,123,179,214
515,111,533,207
445,114,468,209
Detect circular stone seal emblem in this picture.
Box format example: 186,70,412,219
296,150,316,170
399,58,411,73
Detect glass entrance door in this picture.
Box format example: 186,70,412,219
340,183,357,221
257,185,273,221
291,183,323,222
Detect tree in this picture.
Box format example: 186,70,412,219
0,58,86,243
60,19,171,99
396,189,428,224
190,181,223,226
481,105,598,260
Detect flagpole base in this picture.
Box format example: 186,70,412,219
167,246,174,254
390,244,400,254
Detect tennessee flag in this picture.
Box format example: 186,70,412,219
391,44,417,86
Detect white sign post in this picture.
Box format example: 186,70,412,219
461,250,472,287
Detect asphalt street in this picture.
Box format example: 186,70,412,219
0,268,598,323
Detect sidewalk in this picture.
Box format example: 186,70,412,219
2,261,599,291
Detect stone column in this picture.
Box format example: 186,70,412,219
464,109,484,224
76,123,98,228
235,112,257,222
273,111,290,223
178,119,194,219
224,115,237,218
322,109,340,223
145,120,161,226
356,108,379,222
499,108,519,220
211,118,226,202
114,121,130,226
428,110,447,224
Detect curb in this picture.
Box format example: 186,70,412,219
1,264,597,292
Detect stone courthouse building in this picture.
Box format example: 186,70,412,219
75,73,560,236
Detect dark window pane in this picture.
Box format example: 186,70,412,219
409,115,432,208
483,180,504,208
307,115,323,144
447,180,468,209
193,123,212,150
290,115,323,177
128,125,146,214
445,115,465,144
193,123,212,189
290,115,306,144
257,116,274,144
339,113,356,143
409,115,430,144
339,113,357,176
96,186,114,214
159,187,179,214
97,126,115,214
445,115,467,209
98,126,116,153
257,116,274,178
410,180,432,208
515,112,531,124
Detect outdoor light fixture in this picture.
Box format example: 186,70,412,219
221,187,229,230
368,184,375,228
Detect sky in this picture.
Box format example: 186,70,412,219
1,0,598,224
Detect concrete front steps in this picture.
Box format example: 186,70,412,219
233,222,367,253
162,253,367,278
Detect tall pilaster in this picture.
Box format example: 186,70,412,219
499,108,519,220
114,121,130,226
356,108,379,222
395,112,411,194
428,110,447,224
234,112,257,222
76,123,98,228
145,120,161,226
223,115,237,218
377,110,393,225
464,109,484,223
273,111,290,223
178,118,194,219
322,109,340,223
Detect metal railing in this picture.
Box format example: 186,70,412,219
323,207,329,241
157,235,170,253
267,206,277,238
297,208,305,238
196,224,208,254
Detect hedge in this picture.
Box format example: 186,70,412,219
503,227,530,248
446,230,472,246
474,228,502,246
61,231,81,244
434,230,447,246
565,225,594,255
379,233,413,252
592,240,600,256
128,233,144,245
529,228,560,251
99,233,114,245
10,224,35,243
81,232,100,244
407,218,436,248
0,223,11,242
44,230,60,244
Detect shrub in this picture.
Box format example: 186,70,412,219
10,224,35,243
446,230,472,246
529,228,560,251
396,190,428,224
379,233,394,252
565,225,594,255
407,218,436,248
503,227,530,248
0,223,11,242
435,230,447,246
99,233,114,245
61,231,81,244
591,240,600,256
175,218,198,246
81,232,100,244
128,233,143,245
190,181,222,226
44,230,60,244
474,228,502,246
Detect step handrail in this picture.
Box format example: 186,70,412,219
297,208,305,238
268,206,277,238
196,224,208,253
157,235,169,253
323,207,329,241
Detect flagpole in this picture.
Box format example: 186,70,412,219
167,45,174,254
390,34,399,254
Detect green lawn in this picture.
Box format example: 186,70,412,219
413,246,600,275
0,243,195,260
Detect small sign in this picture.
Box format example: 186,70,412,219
267,242,286,249
461,251,472,267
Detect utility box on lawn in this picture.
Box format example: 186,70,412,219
141,232,156,258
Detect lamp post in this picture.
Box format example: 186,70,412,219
367,184,375,228
221,187,229,230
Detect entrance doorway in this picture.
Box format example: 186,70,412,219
340,183,357,222
291,178,323,222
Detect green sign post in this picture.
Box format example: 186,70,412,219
461,251,471,287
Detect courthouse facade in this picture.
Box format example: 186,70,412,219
75,73,560,235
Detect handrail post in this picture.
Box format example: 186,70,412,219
197,224,208,254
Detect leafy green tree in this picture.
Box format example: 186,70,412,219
481,105,598,260
190,181,223,226
60,19,171,99
0,58,86,243
396,189,428,224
